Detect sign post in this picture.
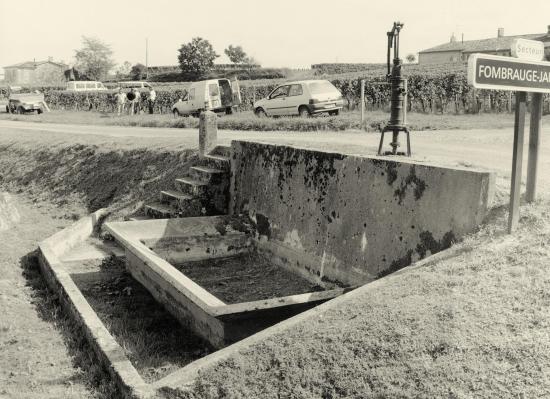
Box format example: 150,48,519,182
467,42,548,233
509,91,526,233
526,92,543,203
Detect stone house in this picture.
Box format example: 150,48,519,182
4,59,68,86
418,27,550,64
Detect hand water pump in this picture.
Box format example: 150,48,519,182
377,21,411,156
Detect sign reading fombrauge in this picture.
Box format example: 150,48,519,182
468,53,550,93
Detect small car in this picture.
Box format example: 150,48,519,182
171,78,241,117
253,80,343,117
66,81,107,92
6,89,48,114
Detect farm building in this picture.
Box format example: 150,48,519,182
418,26,550,64
3,59,68,86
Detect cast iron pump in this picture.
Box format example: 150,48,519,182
377,21,411,156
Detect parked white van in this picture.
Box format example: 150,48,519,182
66,81,107,92
171,79,241,116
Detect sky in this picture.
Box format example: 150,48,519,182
1,0,550,71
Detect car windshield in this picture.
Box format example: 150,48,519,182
308,81,338,95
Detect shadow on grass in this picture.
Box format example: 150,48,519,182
20,250,122,399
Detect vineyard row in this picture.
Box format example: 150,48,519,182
2,71,549,115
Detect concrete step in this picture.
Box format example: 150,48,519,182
174,177,209,196
202,154,230,171
160,190,194,205
189,166,226,183
209,145,231,158
144,202,180,219
160,190,206,216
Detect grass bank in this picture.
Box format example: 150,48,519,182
180,200,550,398
0,130,199,217
1,108,542,132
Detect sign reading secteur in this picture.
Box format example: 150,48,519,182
511,38,545,61
468,53,550,93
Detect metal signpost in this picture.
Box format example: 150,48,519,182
467,39,549,233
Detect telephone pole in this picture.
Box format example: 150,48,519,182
145,38,149,80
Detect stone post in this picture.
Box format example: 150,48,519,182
199,111,218,158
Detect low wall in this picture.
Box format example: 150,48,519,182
230,141,494,285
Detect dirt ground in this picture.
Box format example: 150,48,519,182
174,253,325,304
0,192,115,399
72,257,212,383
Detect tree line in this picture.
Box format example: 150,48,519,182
72,36,255,81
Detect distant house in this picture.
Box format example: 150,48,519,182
4,59,68,86
418,27,550,64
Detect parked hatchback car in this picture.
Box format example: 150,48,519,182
253,80,343,117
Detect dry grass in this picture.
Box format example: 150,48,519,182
72,256,212,383
2,108,544,132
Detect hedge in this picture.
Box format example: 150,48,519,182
4,66,549,115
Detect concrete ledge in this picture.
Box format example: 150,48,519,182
38,210,153,399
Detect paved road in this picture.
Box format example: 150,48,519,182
1,119,549,193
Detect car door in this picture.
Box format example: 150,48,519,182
264,85,290,116
286,84,305,115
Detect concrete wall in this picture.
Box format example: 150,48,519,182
230,141,494,286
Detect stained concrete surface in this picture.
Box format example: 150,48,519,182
231,141,494,285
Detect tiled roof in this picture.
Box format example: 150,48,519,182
419,33,549,54
4,60,68,69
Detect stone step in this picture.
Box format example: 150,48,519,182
160,190,194,205
209,145,231,158
144,202,179,219
202,154,230,171
189,166,226,183
174,177,209,196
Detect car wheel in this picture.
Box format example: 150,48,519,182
299,106,311,118
173,109,180,117
329,109,339,116
254,108,267,118
37,109,43,115
16,106,24,114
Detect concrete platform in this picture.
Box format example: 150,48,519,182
105,216,352,349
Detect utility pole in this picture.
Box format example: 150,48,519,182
145,38,149,80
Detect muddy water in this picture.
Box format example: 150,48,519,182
0,192,21,231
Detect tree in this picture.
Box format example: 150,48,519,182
224,45,249,64
406,53,417,63
74,36,115,80
115,61,132,79
130,63,147,80
177,37,219,80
